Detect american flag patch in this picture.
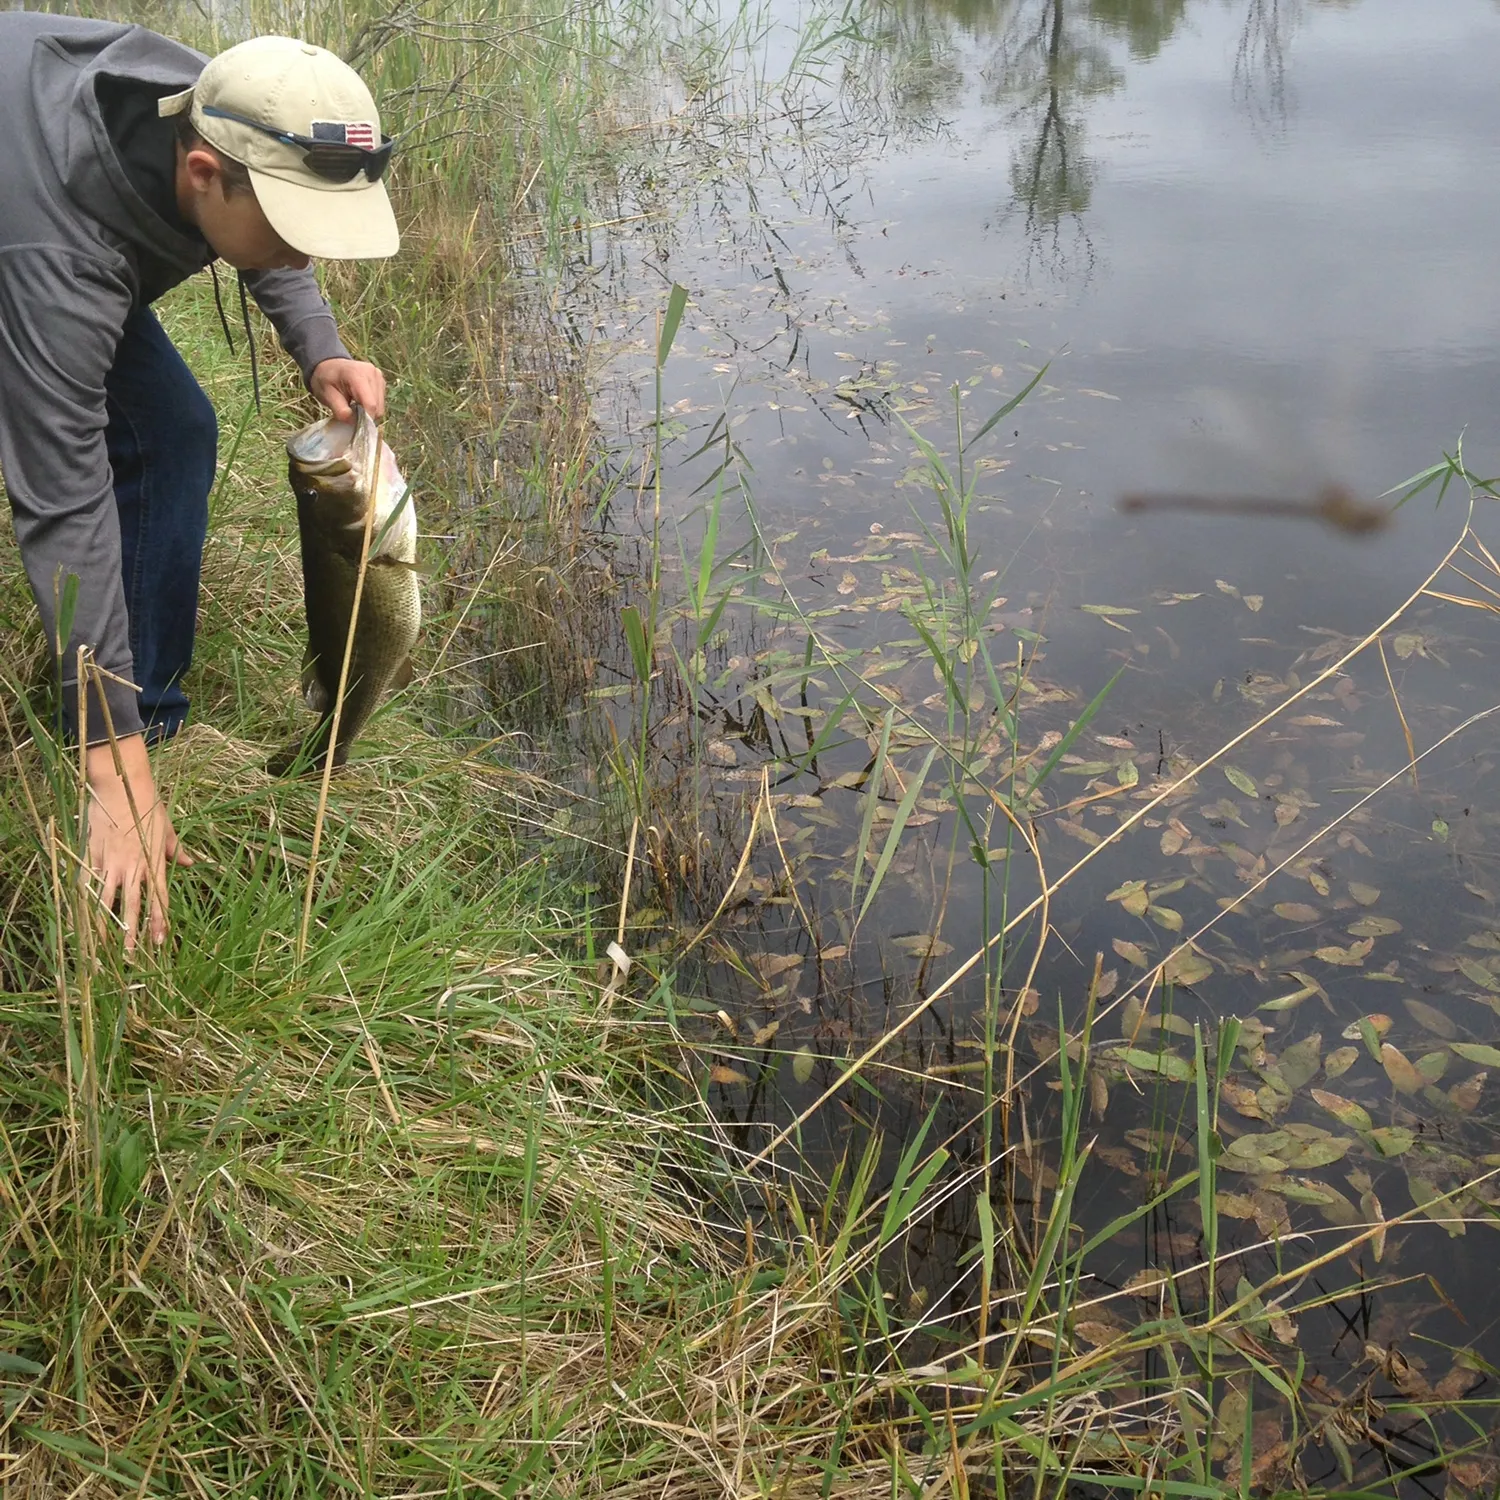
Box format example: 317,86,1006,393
311,120,377,149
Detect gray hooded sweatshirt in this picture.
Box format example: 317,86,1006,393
0,13,353,739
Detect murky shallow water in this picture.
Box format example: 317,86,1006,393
562,0,1500,1474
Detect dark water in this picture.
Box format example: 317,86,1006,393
571,0,1500,1475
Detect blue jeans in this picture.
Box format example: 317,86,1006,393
104,307,217,743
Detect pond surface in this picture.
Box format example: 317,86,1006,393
564,0,1500,1474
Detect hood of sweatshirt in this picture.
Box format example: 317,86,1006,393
30,18,210,282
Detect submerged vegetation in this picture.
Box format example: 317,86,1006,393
4,0,1500,1495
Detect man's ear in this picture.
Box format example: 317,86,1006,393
182,146,224,195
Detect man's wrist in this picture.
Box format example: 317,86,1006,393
85,733,151,784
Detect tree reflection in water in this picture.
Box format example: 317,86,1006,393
866,0,1360,282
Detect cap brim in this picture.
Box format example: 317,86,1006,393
250,169,400,260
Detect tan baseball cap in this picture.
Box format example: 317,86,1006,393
158,36,399,260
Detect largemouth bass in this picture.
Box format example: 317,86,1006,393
269,406,421,775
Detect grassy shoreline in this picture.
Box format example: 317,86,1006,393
0,3,782,1491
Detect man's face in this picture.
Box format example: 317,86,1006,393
180,148,311,272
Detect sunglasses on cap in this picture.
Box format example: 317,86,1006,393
201,105,395,184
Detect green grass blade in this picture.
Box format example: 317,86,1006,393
856,746,937,929
657,283,689,368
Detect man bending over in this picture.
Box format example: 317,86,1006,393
0,19,400,950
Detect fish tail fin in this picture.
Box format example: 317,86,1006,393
267,718,348,777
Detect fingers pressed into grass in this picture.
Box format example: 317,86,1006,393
84,735,187,953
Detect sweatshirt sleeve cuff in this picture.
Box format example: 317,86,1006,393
62,668,145,746
288,315,353,384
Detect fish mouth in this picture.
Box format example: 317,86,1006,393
287,405,379,486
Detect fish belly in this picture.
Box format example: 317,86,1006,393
271,534,421,775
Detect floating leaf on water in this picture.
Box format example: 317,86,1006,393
1107,879,1150,918
820,945,849,961
1277,1033,1323,1090
1288,1176,1360,1226
1094,1146,1139,1176
1393,632,1422,659
1360,1184,1387,1262
1342,1013,1393,1043
1273,902,1321,923
1089,1070,1110,1120
1449,1071,1486,1113
1380,1043,1423,1095
1408,1173,1466,1236
1272,1177,1334,1206
1283,1135,1353,1168
1218,1151,1287,1175
1226,1130,1292,1162
1256,1085,1292,1118
710,1064,751,1087
1308,869,1332,897
1348,916,1401,938
1081,604,1140,616
1457,957,1500,993
1216,1191,1258,1220
1259,985,1316,1013
1316,939,1373,967
1324,1046,1359,1078
791,1048,815,1085
1403,998,1457,1040
1225,765,1258,798
1123,1268,1171,1299
1433,818,1451,841
1116,759,1139,788
754,952,804,980
1433,1364,1485,1403
890,933,954,959
1113,938,1151,968
1059,760,1115,776
1237,1012,1271,1041
1310,1090,1373,1133
1450,1042,1500,1067
1244,594,1264,612
1221,1080,1267,1120
1114,1047,1194,1083
1415,1050,1449,1084
1348,883,1381,906
1164,950,1213,987
1367,1126,1416,1158
1207,803,1251,833
1149,905,1184,932
752,1021,780,1048
1251,1192,1294,1240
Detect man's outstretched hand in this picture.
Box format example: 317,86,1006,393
86,734,192,954
310,358,387,423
